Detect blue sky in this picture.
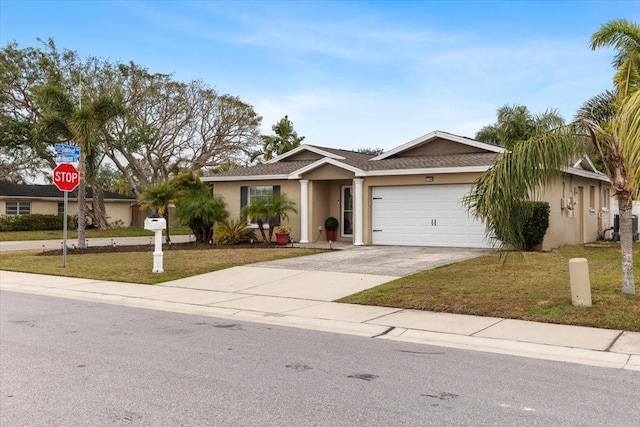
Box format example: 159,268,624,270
1,1,637,151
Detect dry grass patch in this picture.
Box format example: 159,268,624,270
0,247,323,285
339,242,640,331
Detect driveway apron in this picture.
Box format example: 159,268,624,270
250,245,491,276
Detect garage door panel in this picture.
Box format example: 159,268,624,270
372,185,494,248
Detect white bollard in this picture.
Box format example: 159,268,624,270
569,258,591,307
152,229,164,273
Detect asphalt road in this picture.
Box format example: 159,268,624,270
1,291,639,426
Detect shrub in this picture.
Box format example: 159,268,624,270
0,214,73,231
521,201,550,250
324,216,339,231
215,218,257,245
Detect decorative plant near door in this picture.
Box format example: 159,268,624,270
324,216,339,241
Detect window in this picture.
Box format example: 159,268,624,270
240,185,280,226
589,186,595,210
602,188,610,210
5,201,31,216
58,202,65,215
341,185,353,236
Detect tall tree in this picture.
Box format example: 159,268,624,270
1,38,77,180
95,64,262,195
33,84,121,245
259,115,305,161
475,104,564,148
1,41,263,195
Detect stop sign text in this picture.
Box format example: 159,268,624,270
53,163,80,192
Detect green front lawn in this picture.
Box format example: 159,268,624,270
0,247,323,285
0,226,193,241
339,242,640,332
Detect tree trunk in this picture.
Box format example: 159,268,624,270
617,192,636,295
91,183,110,229
77,152,87,249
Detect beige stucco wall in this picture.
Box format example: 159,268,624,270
285,151,323,161
212,180,302,242
0,199,134,227
396,138,485,157
536,174,611,250
303,164,355,181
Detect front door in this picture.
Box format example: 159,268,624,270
341,185,353,237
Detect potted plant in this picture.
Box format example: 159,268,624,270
324,216,339,241
275,225,291,246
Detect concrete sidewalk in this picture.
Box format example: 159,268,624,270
1,269,638,371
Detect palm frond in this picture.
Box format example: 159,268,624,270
613,90,640,199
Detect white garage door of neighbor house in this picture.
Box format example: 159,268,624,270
371,185,494,248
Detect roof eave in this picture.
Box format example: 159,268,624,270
359,165,493,177
201,174,291,182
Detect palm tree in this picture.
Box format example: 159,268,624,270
475,104,564,149
586,18,640,294
590,19,640,99
175,188,229,244
138,182,177,243
240,192,297,244
260,116,305,161
467,19,639,295
33,84,121,247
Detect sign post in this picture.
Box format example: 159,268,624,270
53,163,80,267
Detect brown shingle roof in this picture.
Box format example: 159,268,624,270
355,152,501,170
206,160,316,177
205,143,500,179
0,182,136,200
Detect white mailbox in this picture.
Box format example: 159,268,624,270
144,217,166,231
144,217,166,273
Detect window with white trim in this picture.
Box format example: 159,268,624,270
240,185,281,226
5,201,31,216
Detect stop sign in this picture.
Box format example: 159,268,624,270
53,163,80,192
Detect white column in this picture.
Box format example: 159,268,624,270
299,179,309,243
354,177,364,246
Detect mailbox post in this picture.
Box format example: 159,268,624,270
144,217,166,273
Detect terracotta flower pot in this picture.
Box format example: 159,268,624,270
276,233,290,245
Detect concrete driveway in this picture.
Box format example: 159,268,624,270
252,245,492,276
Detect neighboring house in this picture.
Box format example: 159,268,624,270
609,196,640,240
0,182,136,227
203,131,611,251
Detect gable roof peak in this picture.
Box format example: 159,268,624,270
265,144,346,163
370,130,504,161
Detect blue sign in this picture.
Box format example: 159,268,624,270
56,155,79,164
54,143,81,156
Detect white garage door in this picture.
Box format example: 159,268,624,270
372,185,494,248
